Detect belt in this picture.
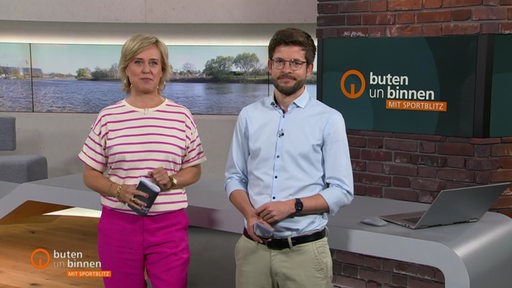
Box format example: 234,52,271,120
243,228,326,250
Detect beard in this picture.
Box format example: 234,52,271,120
272,74,306,96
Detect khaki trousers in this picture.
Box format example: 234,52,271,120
234,235,333,288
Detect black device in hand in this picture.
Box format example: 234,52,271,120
253,222,274,238
129,178,161,216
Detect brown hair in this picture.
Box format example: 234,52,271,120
268,28,316,65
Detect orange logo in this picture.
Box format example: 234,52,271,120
340,69,366,99
31,248,51,269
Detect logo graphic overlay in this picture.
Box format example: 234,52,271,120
340,69,366,99
31,248,51,269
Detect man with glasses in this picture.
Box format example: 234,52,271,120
225,27,354,288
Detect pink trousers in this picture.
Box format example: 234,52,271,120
98,207,189,288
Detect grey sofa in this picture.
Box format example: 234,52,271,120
0,116,48,183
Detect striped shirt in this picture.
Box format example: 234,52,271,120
78,98,206,215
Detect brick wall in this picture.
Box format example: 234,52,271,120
317,1,512,287
318,0,512,38
332,250,445,288
350,131,512,216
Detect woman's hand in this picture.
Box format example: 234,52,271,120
82,164,147,208
119,184,148,210
149,167,173,190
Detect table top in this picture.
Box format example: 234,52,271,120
2,174,512,287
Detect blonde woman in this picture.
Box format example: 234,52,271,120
79,34,206,288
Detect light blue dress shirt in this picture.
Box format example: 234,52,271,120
225,89,354,237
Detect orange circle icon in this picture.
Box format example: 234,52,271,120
31,248,51,269
340,69,366,99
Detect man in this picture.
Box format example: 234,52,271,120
224,27,354,288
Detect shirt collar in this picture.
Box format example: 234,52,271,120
268,88,310,109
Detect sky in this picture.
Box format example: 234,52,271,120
0,43,30,68
0,42,269,75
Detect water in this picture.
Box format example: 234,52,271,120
0,79,33,112
0,79,317,114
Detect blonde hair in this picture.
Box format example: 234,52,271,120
118,34,170,93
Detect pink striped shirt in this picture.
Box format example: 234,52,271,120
78,99,206,215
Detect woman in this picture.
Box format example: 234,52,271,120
78,34,206,288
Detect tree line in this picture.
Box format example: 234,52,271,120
76,52,265,82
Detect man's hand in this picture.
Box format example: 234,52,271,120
255,199,295,224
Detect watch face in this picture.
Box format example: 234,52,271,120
169,176,178,187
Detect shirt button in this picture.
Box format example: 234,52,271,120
274,176,278,179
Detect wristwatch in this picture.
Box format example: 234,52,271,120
169,175,178,188
294,198,303,216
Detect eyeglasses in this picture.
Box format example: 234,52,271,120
270,58,307,71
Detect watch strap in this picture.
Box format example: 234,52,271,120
294,198,303,216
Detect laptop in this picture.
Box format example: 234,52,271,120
380,182,510,229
